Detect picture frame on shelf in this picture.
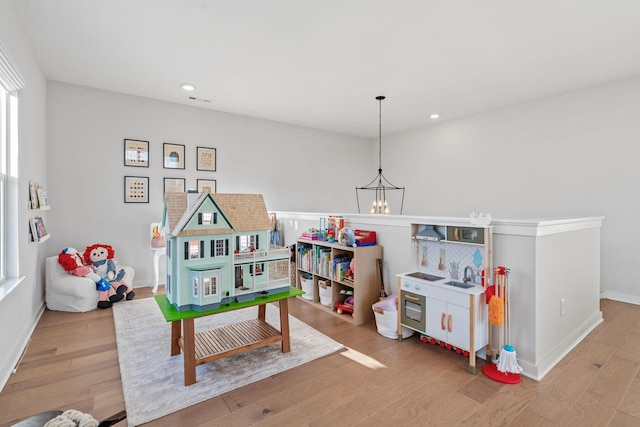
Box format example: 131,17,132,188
197,179,216,194
124,139,149,167
196,146,216,171
124,176,149,203
163,143,185,169
164,177,185,195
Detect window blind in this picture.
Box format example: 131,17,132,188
0,40,26,93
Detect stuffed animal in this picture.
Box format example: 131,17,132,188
83,243,135,301
57,247,124,309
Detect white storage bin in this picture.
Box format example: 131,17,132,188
318,280,332,306
300,273,313,300
372,295,414,339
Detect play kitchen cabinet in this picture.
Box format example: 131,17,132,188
296,238,382,325
398,221,492,374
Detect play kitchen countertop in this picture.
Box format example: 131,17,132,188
398,271,486,296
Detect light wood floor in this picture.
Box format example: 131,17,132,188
1,288,639,426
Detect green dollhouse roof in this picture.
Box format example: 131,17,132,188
164,192,272,237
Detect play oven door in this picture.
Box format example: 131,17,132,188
400,290,426,333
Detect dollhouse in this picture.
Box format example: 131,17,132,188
162,191,290,311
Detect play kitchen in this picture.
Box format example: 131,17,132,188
397,222,492,374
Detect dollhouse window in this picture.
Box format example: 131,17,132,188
191,269,220,298
185,240,204,259
198,212,217,225
211,239,228,257
203,276,217,296
237,234,259,252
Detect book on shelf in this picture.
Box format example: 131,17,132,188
331,255,352,281
36,188,49,208
29,218,39,241
30,217,48,241
29,181,39,209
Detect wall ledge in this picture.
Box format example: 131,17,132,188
273,211,604,237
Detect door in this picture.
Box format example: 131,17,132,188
425,297,447,342
446,303,470,351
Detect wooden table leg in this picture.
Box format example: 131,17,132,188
258,303,266,321
170,320,181,356
183,318,196,386
279,298,291,353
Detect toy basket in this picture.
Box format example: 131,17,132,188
300,273,313,300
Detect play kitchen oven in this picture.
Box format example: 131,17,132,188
399,272,444,333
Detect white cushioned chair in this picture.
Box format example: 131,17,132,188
45,256,135,312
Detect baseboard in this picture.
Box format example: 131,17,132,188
600,291,640,306
518,310,603,381
0,301,46,392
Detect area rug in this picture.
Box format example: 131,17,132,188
112,297,344,426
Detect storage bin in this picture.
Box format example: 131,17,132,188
372,295,414,339
318,280,332,306
300,273,313,300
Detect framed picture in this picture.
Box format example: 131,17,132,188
124,176,149,203
196,146,217,171
163,143,185,169
124,139,149,167
197,179,217,194
164,177,185,194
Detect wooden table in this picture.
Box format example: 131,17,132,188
154,287,304,386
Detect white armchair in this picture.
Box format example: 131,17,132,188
45,256,135,312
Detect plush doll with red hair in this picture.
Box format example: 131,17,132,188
83,244,135,301
57,247,125,309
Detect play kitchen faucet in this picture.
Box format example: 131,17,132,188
463,266,475,283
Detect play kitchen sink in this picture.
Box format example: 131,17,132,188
443,280,474,289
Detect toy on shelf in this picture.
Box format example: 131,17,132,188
335,289,355,317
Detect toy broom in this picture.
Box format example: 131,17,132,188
483,266,522,384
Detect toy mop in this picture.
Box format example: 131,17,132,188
483,266,523,384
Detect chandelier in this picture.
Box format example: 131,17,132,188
356,96,405,215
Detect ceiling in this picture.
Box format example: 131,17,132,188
10,0,640,138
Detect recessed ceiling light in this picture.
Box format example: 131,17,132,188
181,83,196,91
430,114,440,119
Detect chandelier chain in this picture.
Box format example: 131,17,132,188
378,97,382,170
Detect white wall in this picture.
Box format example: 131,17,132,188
46,82,373,284
0,0,48,390
379,76,640,303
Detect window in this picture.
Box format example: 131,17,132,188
0,41,24,291
0,84,19,283
198,212,217,225
237,234,259,252
203,276,217,296
211,238,229,257
184,240,204,260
